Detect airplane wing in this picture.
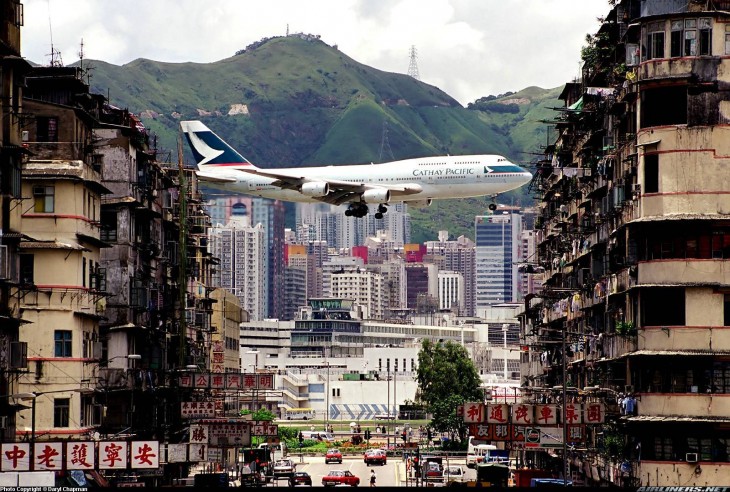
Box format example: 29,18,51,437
237,168,421,205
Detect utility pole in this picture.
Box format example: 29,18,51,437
177,135,188,369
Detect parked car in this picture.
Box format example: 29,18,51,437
424,461,443,481
325,448,343,464
443,465,465,482
289,472,312,486
364,449,387,466
273,459,296,478
321,470,360,487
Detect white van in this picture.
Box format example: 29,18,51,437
258,442,287,457
466,444,497,468
300,431,335,442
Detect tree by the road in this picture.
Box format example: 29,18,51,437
415,339,482,443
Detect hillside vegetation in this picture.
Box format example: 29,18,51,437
83,35,563,241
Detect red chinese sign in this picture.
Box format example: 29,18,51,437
486,404,509,424
131,441,159,469
535,404,558,425
584,402,605,423
511,404,534,425
66,441,95,470
1,443,30,471
34,442,62,470
99,441,128,469
463,402,484,424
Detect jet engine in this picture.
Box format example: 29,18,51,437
300,181,330,197
406,199,433,208
362,189,391,204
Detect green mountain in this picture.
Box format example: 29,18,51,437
84,35,562,242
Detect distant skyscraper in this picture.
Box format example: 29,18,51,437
475,208,523,308
208,204,267,320
206,196,285,319
425,231,476,316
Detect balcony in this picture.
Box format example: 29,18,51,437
639,259,730,286
636,393,730,419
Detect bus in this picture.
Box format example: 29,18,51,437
282,408,317,420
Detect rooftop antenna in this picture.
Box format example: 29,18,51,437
46,0,63,67
78,38,95,84
379,120,394,162
407,45,420,80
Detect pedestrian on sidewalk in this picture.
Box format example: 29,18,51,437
370,469,376,487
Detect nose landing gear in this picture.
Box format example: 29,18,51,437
374,204,388,220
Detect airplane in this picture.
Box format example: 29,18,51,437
180,120,532,219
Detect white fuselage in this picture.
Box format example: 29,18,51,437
199,154,532,204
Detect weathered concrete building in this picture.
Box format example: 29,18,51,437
17,66,109,441
522,0,730,486
0,0,32,443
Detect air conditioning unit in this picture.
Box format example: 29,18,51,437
686,453,698,463
21,131,28,142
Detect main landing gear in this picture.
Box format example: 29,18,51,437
345,203,369,218
344,203,388,219
488,195,498,211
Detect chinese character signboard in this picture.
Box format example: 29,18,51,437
226,373,242,389
463,402,484,423
511,404,534,425
189,443,206,462
486,404,509,424
34,442,62,470
167,443,188,463
66,442,95,470
257,373,274,390
208,422,251,447
99,441,128,469
1,443,30,471
584,403,605,424
178,374,193,388
211,373,226,389
564,403,583,424
190,425,209,444
181,401,216,419
252,421,278,437
535,404,558,425
131,441,159,469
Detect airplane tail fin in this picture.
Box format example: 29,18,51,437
180,120,256,169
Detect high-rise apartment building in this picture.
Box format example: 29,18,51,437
475,208,523,308
208,204,267,320
425,231,476,316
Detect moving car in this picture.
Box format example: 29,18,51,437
325,448,343,464
321,470,360,487
364,449,387,466
273,459,296,478
289,472,313,487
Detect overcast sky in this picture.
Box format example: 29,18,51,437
22,0,610,106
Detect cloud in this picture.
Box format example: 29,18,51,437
22,0,607,105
